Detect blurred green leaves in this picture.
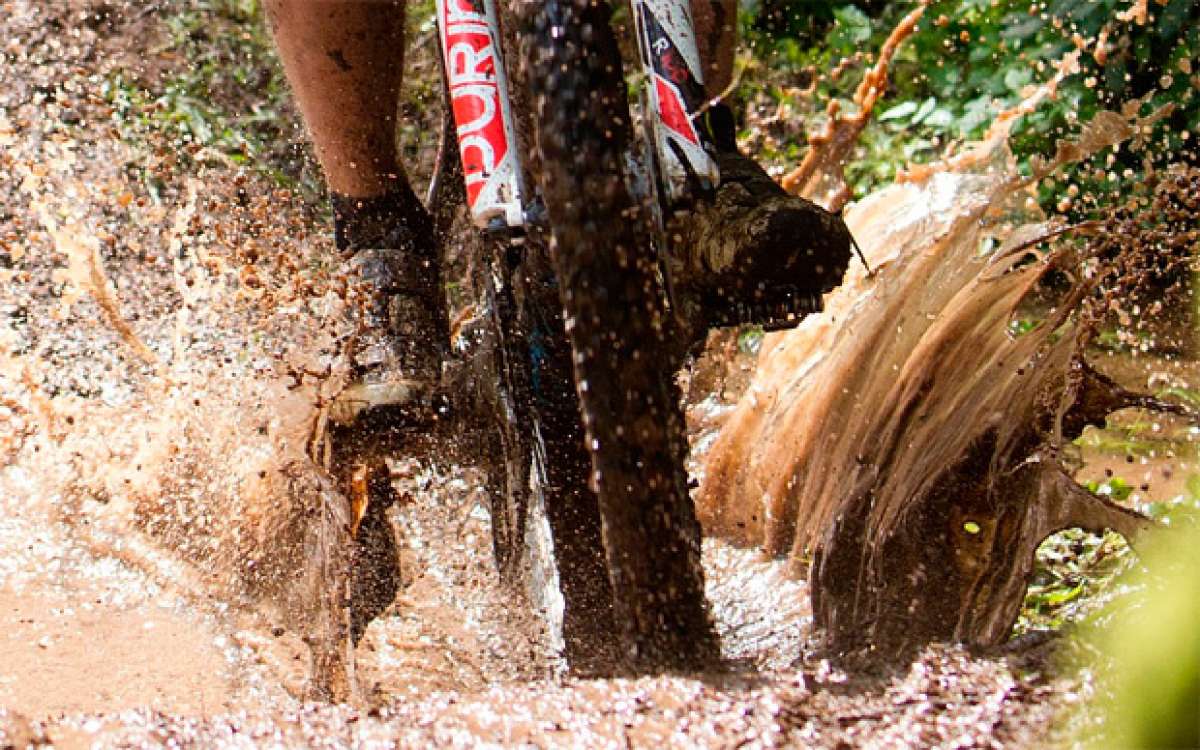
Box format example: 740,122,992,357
738,0,1199,207
1082,522,1200,748
829,5,873,48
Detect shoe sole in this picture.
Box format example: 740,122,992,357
707,288,825,332
328,380,434,426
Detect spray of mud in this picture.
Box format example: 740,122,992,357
695,18,1193,655
0,0,1126,741
698,77,1171,544
1,60,560,705
1,149,356,644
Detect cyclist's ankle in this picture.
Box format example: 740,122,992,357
331,184,434,255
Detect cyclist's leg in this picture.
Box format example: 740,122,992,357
265,1,441,701
266,0,446,418
265,1,406,199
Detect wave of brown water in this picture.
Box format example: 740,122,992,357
695,56,1173,557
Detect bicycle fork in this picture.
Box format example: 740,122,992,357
630,0,720,203
435,0,720,233
436,0,527,231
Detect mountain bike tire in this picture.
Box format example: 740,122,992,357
521,0,717,668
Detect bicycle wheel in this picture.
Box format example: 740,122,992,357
520,0,717,668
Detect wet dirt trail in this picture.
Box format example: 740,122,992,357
0,1,1079,746
0,492,231,717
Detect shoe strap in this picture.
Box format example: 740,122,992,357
345,248,441,300
699,102,738,153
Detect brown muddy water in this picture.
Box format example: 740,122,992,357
0,0,1186,747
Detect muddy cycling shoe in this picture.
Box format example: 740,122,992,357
327,193,449,427
669,103,853,332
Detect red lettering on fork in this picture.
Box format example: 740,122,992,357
439,0,510,207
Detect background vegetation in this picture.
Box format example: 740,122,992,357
123,0,1198,213
739,0,1199,211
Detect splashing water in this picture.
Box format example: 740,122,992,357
2,0,1187,745
695,43,1191,657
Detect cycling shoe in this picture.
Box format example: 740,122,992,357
329,224,448,427
669,103,853,332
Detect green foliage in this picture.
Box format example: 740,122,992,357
737,326,766,355
1018,465,1200,635
1016,527,1132,634
100,0,316,195
1141,472,1200,524
738,0,1199,206
1084,475,1133,502
1157,385,1200,411
1080,522,1200,748
1075,415,1198,460
1007,316,1040,337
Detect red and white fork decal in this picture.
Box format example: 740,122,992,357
436,0,526,229
632,0,721,203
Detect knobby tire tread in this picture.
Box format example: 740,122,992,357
522,0,717,668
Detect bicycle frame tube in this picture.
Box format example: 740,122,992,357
436,0,526,230
631,0,721,202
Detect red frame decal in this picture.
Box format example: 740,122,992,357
653,75,700,146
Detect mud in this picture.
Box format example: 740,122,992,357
0,496,233,717
0,0,1089,746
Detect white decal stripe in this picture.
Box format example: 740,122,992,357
637,0,705,84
